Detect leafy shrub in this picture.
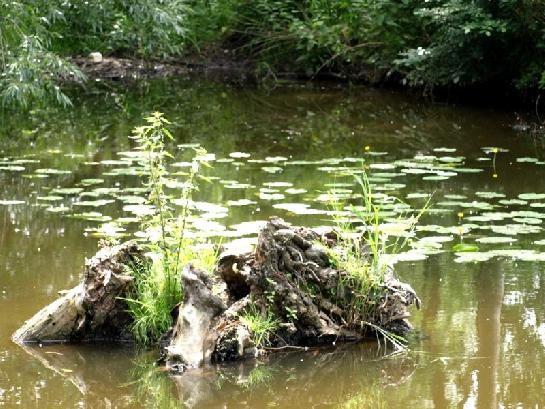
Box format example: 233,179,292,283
0,2,85,107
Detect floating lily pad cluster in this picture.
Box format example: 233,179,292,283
2,145,545,264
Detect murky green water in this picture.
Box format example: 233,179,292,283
2,79,545,408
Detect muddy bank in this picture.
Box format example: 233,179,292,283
71,52,356,85
13,218,420,373
71,52,255,83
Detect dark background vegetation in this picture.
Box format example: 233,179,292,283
2,0,545,107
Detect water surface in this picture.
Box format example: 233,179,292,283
1,79,545,408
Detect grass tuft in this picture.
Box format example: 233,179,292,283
239,304,279,348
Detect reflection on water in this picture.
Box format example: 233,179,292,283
2,79,545,407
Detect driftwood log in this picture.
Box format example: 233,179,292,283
163,217,421,372
12,241,142,344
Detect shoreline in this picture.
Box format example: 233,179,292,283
70,54,542,132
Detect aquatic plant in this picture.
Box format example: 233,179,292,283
124,112,218,345
128,354,179,409
242,364,276,390
327,171,429,344
337,386,386,409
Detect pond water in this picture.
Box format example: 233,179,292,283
1,79,545,408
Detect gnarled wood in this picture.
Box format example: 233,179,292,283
165,217,421,372
12,241,142,344
165,265,227,373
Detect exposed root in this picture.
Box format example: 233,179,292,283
164,217,421,371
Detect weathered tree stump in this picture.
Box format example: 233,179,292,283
12,241,142,344
164,217,421,372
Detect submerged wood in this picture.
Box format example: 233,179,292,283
12,241,142,344
164,217,421,372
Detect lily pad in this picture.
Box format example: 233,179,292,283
45,206,70,213
369,163,396,170
261,166,283,174
227,199,257,206
80,178,104,186
73,199,115,207
265,156,288,163
0,166,25,172
229,152,251,159
437,156,465,163
512,217,542,225
419,236,453,244
263,182,293,188
35,168,72,175
273,203,325,215
100,159,130,166
475,192,505,199
51,188,84,195
452,168,483,174
0,200,25,205
401,168,430,174
406,193,430,199
230,221,268,236
476,236,517,244
185,201,228,214
491,224,542,235
454,252,494,263
482,147,509,154
285,188,307,195
36,196,63,202
259,192,285,200
516,157,539,163
116,195,146,204
123,204,156,217
499,199,527,206
68,212,112,222
452,243,479,252
518,193,545,200
224,183,254,189
85,223,127,238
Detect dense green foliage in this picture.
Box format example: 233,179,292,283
2,0,545,106
200,0,545,90
0,2,85,107
1,0,188,107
